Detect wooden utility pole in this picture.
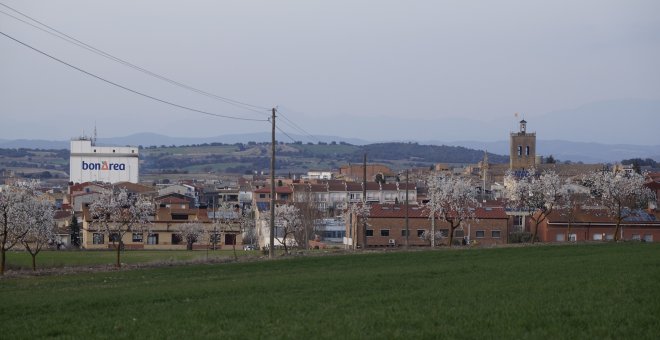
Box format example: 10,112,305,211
269,108,276,258
362,153,367,249
405,169,409,249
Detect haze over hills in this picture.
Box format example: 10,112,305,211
1,133,657,164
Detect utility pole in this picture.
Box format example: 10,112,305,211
405,168,409,249
269,107,276,259
362,153,367,249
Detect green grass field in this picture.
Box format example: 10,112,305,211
1,244,659,339
3,249,251,271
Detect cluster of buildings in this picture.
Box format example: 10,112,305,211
2,120,659,251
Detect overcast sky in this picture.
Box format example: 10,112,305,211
1,0,659,144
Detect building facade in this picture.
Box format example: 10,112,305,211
69,138,139,184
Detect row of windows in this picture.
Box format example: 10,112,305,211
516,145,531,157
365,229,501,238
91,233,237,245
556,233,654,242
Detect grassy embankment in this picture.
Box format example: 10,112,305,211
1,243,659,338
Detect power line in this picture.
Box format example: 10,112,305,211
0,2,270,115
274,125,298,143
0,31,269,123
276,107,321,143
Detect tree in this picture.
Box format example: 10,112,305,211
425,176,479,246
586,171,655,241
20,198,54,271
346,202,371,249
176,222,205,250
545,155,556,164
0,186,32,275
238,206,256,247
89,188,154,268
294,189,324,249
269,205,302,254
216,203,241,260
420,230,445,246
70,214,81,248
423,174,443,247
504,170,565,244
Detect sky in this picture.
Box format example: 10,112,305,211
1,0,659,145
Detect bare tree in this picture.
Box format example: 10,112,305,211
269,204,302,254
426,176,479,246
586,171,656,241
239,206,256,247
505,170,565,244
89,188,153,268
20,198,55,271
0,186,31,275
175,222,205,250
294,189,324,249
216,203,241,260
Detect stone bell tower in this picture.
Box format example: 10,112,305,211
510,119,536,170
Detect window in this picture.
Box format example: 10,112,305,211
513,215,523,226
132,233,143,243
172,214,188,220
210,233,220,244
366,229,373,237
569,233,577,242
525,146,530,156
555,233,565,242
171,234,182,245
454,229,464,238
605,234,614,241
380,229,390,237
438,229,449,237
475,230,485,238
631,234,641,241
517,146,522,157
259,194,266,199
643,234,653,242
109,233,120,243
147,233,159,245
417,229,425,237
225,234,236,245
492,230,501,238
401,229,409,237
93,233,104,245
592,233,603,241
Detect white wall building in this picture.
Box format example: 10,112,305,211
69,138,139,184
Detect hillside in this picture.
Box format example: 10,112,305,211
0,142,506,177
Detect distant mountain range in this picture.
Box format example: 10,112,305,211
1,132,657,163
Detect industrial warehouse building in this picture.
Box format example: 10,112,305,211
69,137,139,184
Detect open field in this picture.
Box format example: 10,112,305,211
3,249,254,271
1,243,659,338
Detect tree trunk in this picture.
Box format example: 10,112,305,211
232,241,237,261
31,253,36,271
613,221,621,242
530,221,538,244
449,222,456,247
0,247,5,275
115,243,121,268
431,215,435,248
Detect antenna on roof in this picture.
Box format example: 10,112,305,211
93,122,97,146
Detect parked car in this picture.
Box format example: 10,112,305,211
243,244,255,251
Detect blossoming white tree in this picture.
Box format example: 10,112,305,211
20,197,55,271
89,188,153,267
269,204,302,254
176,222,205,251
426,176,479,246
586,170,656,241
504,170,565,243
346,202,371,249
0,186,31,275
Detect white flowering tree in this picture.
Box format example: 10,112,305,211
0,186,32,275
239,206,256,247
346,202,371,249
420,230,446,246
505,170,566,243
176,222,205,251
20,197,55,271
426,176,479,246
268,204,302,254
423,174,442,247
586,171,656,241
89,188,153,267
